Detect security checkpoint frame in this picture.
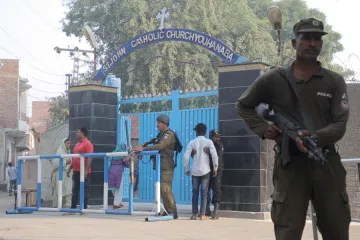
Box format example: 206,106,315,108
6,151,173,222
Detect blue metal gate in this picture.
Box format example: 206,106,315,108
120,90,218,204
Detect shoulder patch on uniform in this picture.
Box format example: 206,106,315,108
164,134,169,140
341,93,349,110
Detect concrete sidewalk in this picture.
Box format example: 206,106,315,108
1,193,360,240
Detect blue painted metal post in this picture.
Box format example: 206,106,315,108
129,175,134,214
155,153,161,214
103,156,109,210
58,158,63,208
17,159,23,209
79,157,85,210
145,153,173,221
37,157,42,209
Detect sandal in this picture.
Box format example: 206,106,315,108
200,215,208,220
112,204,124,209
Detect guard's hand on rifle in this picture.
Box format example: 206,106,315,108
264,123,281,140
191,149,196,158
134,146,143,152
296,130,309,153
203,147,210,155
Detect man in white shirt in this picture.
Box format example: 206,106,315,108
7,162,17,196
183,123,218,220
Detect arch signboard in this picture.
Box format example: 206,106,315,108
94,8,247,80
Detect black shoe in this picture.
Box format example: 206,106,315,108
172,212,178,219
205,203,211,216
211,202,219,220
162,211,178,219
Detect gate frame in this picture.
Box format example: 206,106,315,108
119,89,218,203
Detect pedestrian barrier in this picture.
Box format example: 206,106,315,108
310,158,360,240
6,150,172,222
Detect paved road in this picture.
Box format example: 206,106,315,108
1,193,360,240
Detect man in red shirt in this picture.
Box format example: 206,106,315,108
66,128,93,212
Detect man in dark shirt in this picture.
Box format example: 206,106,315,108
236,18,350,240
205,129,223,220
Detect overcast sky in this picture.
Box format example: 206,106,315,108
0,0,359,118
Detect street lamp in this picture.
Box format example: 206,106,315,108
267,6,283,66
82,26,99,74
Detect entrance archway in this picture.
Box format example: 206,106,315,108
94,28,247,80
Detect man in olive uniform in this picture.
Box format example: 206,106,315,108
134,114,178,219
236,18,350,240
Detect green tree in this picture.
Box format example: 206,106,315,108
247,0,354,77
62,0,353,113
48,94,69,127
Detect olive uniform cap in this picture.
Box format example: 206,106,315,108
156,114,170,124
293,18,328,36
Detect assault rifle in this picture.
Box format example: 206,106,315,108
256,104,329,164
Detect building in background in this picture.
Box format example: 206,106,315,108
29,101,51,156
0,59,31,191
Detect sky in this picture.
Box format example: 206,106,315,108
0,0,359,118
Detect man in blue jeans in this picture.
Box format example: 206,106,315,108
183,123,218,220
7,162,17,196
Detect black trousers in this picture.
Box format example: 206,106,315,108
271,153,351,240
71,171,90,209
207,168,223,205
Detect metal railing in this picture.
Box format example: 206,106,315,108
311,158,360,240
6,151,172,222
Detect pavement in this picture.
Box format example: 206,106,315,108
1,193,360,240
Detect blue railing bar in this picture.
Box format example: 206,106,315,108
17,151,159,161
18,155,40,160
103,152,128,157
19,207,38,211
341,158,360,163
105,210,131,215
178,90,218,99
120,95,172,104
137,150,159,156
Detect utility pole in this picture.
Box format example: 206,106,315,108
54,46,96,85
65,74,72,100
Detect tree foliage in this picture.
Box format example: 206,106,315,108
61,0,353,99
247,0,354,77
47,94,69,127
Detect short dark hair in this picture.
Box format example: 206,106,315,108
8,162,13,167
78,127,88,137
194,123,207,136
